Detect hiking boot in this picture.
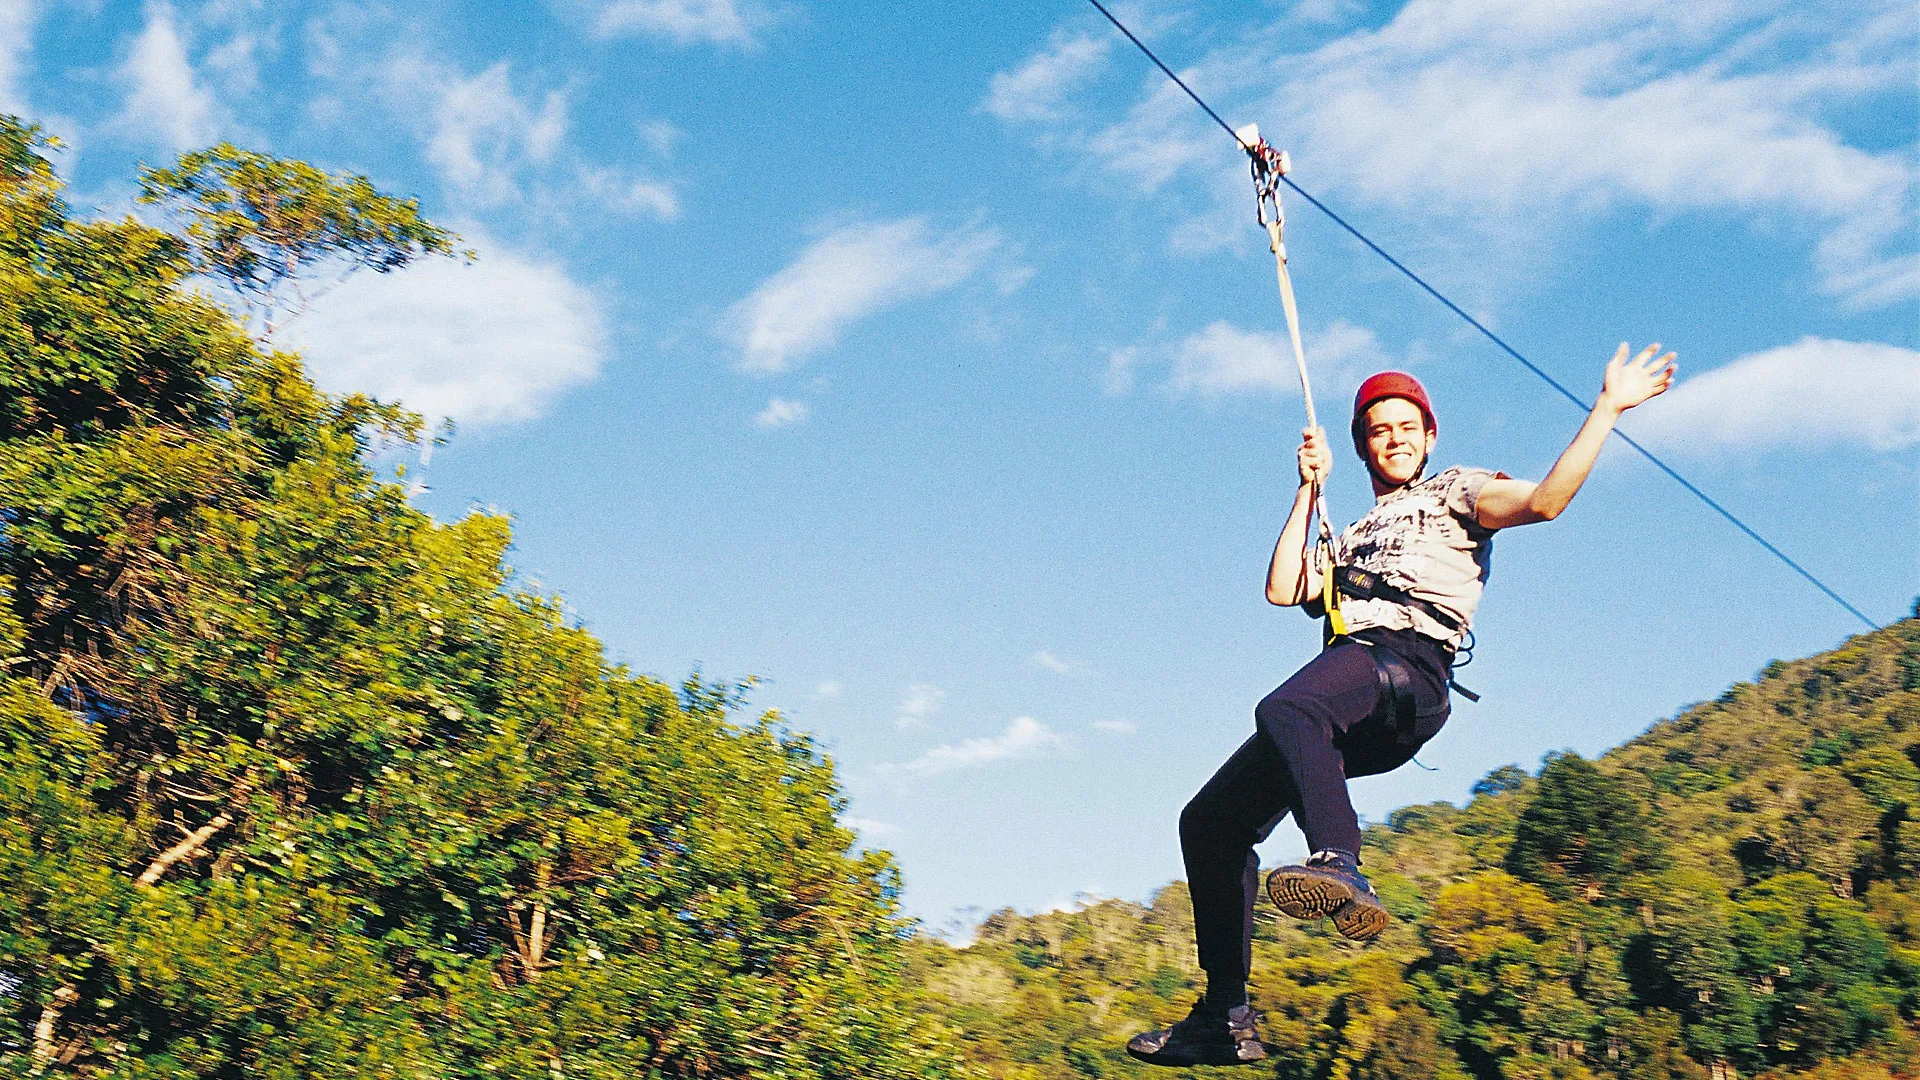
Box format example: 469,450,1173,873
1265,849,1390,942
1125,1000,1268,1067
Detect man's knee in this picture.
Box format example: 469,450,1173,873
1179,793,1218,847
1255,689,1323,752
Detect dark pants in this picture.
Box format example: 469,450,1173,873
1180,627,1452,994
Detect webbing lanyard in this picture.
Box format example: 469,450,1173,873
1240,125,1345,638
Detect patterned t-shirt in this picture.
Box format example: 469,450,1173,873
1322,465,1505,649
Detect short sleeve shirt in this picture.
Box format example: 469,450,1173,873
1329,466,1504,648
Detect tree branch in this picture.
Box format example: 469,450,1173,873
134,809,232,887
31,985,77,1072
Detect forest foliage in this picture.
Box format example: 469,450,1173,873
908,611,1920,1079
0,116,971,1078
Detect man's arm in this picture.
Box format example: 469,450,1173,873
1475,342,1676,530
1267,427,1330,605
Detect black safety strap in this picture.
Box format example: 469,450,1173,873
1332,565,1461,633
1368,645,1419,746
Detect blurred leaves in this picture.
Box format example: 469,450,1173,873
0,115,972,1079
911,616,1920,1079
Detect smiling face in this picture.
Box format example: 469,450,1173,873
1360,397,1435,488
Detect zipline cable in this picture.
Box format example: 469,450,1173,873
1083,0,1880,633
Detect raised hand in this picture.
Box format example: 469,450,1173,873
1297,426,1331,487
1599,342,1677,413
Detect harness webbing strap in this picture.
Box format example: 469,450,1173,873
1332,565,1461,634
1367,644,1420,746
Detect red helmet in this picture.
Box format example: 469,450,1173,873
1349,371,1435,457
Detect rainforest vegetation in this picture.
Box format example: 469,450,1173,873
4,116,1917,1078
909,617,1920,1080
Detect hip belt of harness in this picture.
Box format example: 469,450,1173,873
1331,564,1462,633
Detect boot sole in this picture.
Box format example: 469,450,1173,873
1330,898,1390,942
1265,867,1351,919
1265,868,1390,942
1125,1040,1269,1067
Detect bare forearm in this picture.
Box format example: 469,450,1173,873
1531,401,1623,519
1266,484,1319,605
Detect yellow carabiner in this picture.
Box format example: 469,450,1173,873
1320,541,1347,639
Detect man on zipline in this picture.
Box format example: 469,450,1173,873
1128,344,1675,1068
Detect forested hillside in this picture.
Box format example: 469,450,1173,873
910,614,1920,1079
0,117,971,1077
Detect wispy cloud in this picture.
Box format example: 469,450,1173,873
0,0,36,114
724,217,1001,375
1000,1,1918,306
752,397,809,428
983,31,1110,123
1102,346,1144,396
570,0,778,48
278,233,606,431
895,683,945,729
1166,319,1387,397
812,679,842,700
115,1,219,151
1031,650,1070,674
1630,337,1920,455
840,815,903,838
1092,719,1137,734
890,716,1065,779
576,164,680,221
388,58,568,205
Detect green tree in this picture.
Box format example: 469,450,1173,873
0,114,973,1079
1732,874,1900,1068
1506,751,1668,901
137,143,464,333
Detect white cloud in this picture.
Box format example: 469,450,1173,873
1167,318,1387,397
638,119,681,157
983,32,1110,123
577,0,776,47
892,716,1065,778
1630,337,1920,454
577,164,680,221
1005,1,1918,306
116,1,219,151
278,236,606,430
318,38,680,222
813,679,842,699
1103,346,1143,396
1031,650,1069,674
1169,322,1293,396
202,33,259,93
840,815,902,838
389,59,569,205
1092,719,1137,734
752,397,809,428
895,683,945,729
0,0,35,114
725,217,1001,375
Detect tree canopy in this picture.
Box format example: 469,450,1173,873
0,115,973,1079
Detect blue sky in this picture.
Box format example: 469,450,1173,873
5,0,1916,933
